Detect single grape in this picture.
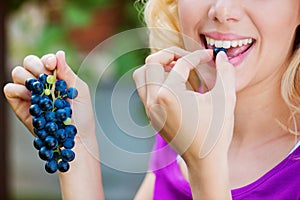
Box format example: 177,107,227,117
25,78,36,91
39,146,54,161
63,138,75,149
65,125,77,136
54,99,64,109
58,161,70,172
45,111,56,122
44,136,58,150
61,149,75,162
31,81,44,95
33,137,44,150
56,129,67,143
34,129,48,140
213,47,227,59
38,73,48,85
64,107,72,118
55,80,67,92
29,104,42,117
30,94,40,104
32,117,46,130
55,109,68,121
45,159,58,174
39,96,53,111
67,88,78,99
45,122,58,135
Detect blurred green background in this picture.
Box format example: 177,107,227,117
5,0,155,200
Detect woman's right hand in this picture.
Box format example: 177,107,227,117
4,51,105,200
133,47,236,199
3,50,96,142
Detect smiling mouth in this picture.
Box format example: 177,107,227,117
201,35,255,59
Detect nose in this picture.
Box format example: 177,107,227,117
208,0,243,23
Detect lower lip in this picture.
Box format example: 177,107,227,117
227,44,254,67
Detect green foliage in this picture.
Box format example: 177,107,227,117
9,0,147,81
62,0,113,27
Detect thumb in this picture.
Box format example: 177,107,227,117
55,50,78,87
213,51,236,98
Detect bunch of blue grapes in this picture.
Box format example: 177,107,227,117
25,71,78,174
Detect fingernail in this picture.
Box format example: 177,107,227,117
217,51,228,62
203,49,213,57
46,56,56,67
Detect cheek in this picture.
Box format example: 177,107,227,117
177,1,196,33
177,0,209,50
177,0,207,34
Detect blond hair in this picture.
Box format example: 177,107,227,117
281,26,300,135
139,0,300,135
141,0,183,52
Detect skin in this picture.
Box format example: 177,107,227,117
3,1,300,200
4,51,104,200
136,0,300,199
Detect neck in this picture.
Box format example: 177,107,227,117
233,70,293,146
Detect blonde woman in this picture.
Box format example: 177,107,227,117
4,0,300,199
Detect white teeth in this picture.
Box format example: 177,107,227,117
231,40,238,48
223,41,231,49
238,40,243,47
205,36,254,49
215,40,223,48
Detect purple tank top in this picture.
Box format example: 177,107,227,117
150,134,300,200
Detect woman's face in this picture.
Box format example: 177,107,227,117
178,0,300,91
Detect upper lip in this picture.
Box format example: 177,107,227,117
201,32,253,41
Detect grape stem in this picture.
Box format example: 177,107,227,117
51,69,57,102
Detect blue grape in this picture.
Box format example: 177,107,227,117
38,74,48,85
63,138,75,149
61,149,75,162
29,104,42,116
45,111,55,122
58,161,69,172
213,47,227,58
45,122,58,135
55,109,67,121
33,137,44,150
67,88,78,99
39,97,53,111
44,136,58,150
25,78,36,91
39,146,54,161
34,129,48,140
65,125,77,137
45,159,58,174
56,129,67,143
54,99,64,109
55,80,67,92
32,117,46,130
64,107,72,118
31,81,44,95
30,94,40,104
